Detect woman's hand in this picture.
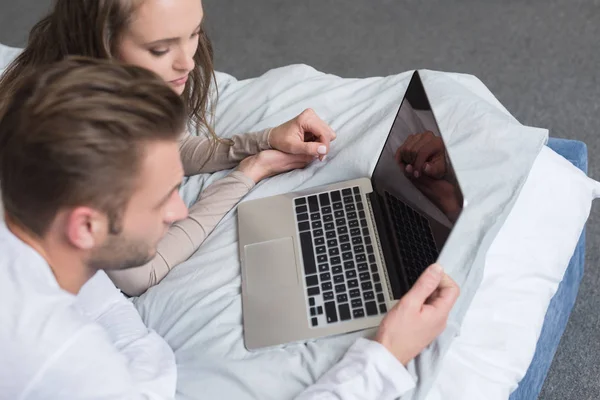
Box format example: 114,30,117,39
268,109,337,161
237,150,314,183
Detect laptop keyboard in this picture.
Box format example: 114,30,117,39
295,186,387,328
385,192,439,287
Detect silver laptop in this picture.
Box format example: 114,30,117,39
238,71,464,350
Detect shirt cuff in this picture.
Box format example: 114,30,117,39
229,170,257,190
349,338,417,395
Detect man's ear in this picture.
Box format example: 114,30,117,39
64,207,108,250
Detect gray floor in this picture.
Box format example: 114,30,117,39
1,0,599,398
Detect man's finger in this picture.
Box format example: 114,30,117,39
426,273,460,315
403,263,444,307
412,138,445,177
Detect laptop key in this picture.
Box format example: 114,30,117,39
368,254,376,263
328,248,339,256
310,307,316,316
348,279,359,288
335,284,346,293
353,309,365,318
316,246,326,254
310,212,320,220
331,191,342,202
343,261,355,270
350,228,361,236
343,196,353,204
342,252,353,261
342,188,352,196
336,218,346,226
327,239,338,247
361,282,373,291
312,221,322,229
308,196,319,212
308,286,320,296
320,272,331,282
332,265,342,274
323,214,333,222
296,205,308,214
339,304,351,321
370,264,378,272
357,202,364,211
367,245,374,254
323,291,334,301
348,220,359,228
357,263,368,272
309,297,315,306
324,301,338,323
356,254,366,262
333,202,343,210
334,210,345,218
319,193,331,206
318,264,329,272
311,317,318,327
306,275,318,287
379,304,387,313
298,221,310,231
359,272,370,282
350,288,361,298
363,228,370,236
373,273,380,282
354,245,365,254
355,195,361,203
364,236,371,245
313,229,324,237
338,227,348,235
346,270,357,279
351,298,363,308
366,301,378,316
317,306,323,315
295,197,307,206
322,281,333,291
341,243,351,252
347,211,357,220
345,204,356,212
299,232,317,275
324,222,335,231
377,293,385,303
331,256,341,265
337,294,348,303
326,231,336,239
314,237,325,246
353,186,360,194
375,283,383,293
363,291,375,300
352,237,363,245
333,274,344,284
322,206,332,214
317,255,328,263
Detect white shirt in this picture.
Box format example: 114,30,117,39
0,223,415,399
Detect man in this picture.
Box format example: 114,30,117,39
0,58,460,399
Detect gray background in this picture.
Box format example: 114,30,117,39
1,0,599,398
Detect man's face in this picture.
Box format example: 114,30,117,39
88,140,188,271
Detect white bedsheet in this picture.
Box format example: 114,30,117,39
132,66,556,400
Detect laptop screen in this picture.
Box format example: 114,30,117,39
370,71,463,296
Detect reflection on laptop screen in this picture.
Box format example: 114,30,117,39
371,71,463,291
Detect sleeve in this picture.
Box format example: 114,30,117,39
295,338,416,400
106,170,255,296
179,128,272,175
24,272,177,399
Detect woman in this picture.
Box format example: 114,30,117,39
0,0,337,295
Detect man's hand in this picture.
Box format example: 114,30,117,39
374,264,460,366
237,149,314,183
395,131,446,179
268,109,337,161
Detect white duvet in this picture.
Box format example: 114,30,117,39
2,44,597,399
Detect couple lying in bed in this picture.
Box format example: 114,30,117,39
0,1,459,399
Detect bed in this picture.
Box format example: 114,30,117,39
1,43,597,399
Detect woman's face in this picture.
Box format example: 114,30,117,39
117,0,204,95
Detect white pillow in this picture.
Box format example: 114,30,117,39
427,145,599,400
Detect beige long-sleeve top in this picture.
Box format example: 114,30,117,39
106,129,272,296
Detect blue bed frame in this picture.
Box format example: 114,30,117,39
509,138,588,399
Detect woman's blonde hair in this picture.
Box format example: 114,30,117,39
0,0,219,141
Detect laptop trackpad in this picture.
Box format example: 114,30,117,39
244,237,299,294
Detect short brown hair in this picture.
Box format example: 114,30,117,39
0,57,186,236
